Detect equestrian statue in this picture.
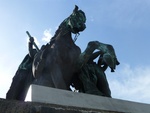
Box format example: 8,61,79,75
6,5,119,101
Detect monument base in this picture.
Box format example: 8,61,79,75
1,84,150,113
0,98,115,113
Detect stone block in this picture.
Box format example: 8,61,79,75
24,84,150,113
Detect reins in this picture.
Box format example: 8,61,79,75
74,33,80,42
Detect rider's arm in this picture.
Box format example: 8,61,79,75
28,37,36,58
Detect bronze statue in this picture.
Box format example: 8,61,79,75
72,41,119,97
6,5,119,101
32,5,86,89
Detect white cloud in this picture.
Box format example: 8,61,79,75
42,29,53,42
108,63,150,104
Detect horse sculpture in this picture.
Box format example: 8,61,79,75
32,5,86,90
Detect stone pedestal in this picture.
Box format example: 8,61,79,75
26,84,150,113
1,84,150,113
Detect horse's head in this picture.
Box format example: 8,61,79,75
67,5,86,34
50,5,86,43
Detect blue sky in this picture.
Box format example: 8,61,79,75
0,0,150,104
